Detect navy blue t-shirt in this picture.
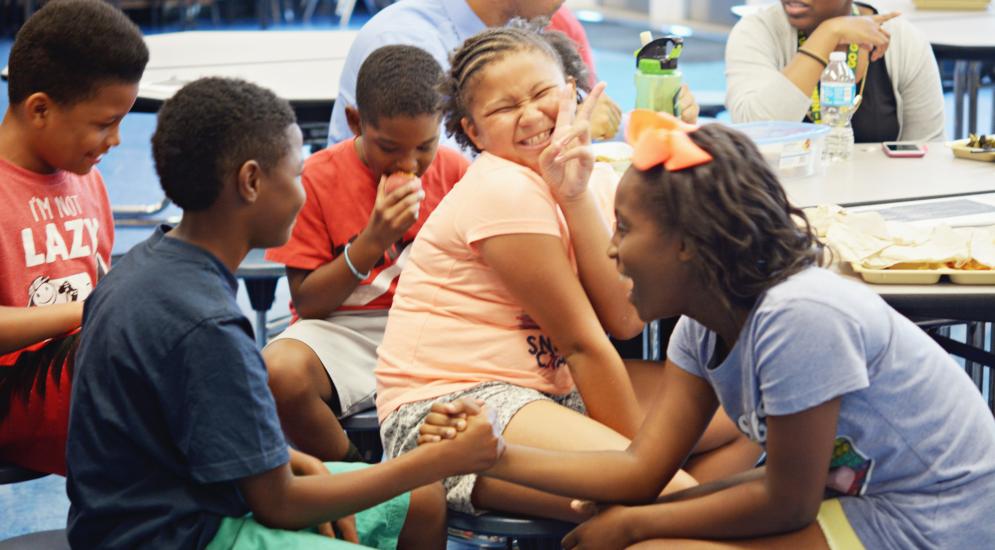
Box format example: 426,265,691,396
67,227,289,549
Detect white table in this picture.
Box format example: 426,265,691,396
780,144,995,321
134,30,356,150
819,192,995,319
137,30,355,110
782,142,995,208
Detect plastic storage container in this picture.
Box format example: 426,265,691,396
730,121,830,178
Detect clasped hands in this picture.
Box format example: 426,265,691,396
418,398,506,474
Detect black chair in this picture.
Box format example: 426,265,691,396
448,510,573,550
0,529,68,550
335,409,572,547
340,407,382,463
0,462,46,485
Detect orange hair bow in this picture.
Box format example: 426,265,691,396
625,109,713,171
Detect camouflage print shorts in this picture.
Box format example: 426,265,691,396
380,381,586,513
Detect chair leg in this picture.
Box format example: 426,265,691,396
270,0,281,25
966,321,986,389
336,0,355,28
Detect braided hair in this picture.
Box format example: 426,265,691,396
440,26,564,153
635,123,824,313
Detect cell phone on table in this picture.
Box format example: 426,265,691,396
882,142,927,158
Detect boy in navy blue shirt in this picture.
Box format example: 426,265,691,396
66,77,503,549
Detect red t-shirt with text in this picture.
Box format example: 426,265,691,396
0,158,113,309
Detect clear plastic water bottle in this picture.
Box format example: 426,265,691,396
820,51,856,162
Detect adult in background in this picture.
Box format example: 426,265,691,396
725,0,944,142
328,0,700,146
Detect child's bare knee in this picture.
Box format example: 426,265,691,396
262,342,320,401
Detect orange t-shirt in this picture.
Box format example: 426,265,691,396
265,138,468,313
375,153,619,421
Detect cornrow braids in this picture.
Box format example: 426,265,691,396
503,17,589,92
637,123,824,314
440,26,563,153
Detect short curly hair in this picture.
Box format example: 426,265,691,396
634,123,824,313
440,25,563,153
356,45,443,127
152,78,297,211
8,0,148,105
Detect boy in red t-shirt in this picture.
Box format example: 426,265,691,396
263,45,469,461
0,0,147,475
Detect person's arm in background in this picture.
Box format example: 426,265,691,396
726,14,808,123
890,20,945,142
0,303,83,354
780,13,897,104
726,10,894,123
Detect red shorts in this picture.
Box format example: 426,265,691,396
0,331,79,475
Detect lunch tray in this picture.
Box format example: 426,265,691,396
850,263,995,285
912,0,991,10
949,139,995,162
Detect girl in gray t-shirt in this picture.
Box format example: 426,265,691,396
421,111,995,549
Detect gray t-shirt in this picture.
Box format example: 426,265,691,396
668,267,995,548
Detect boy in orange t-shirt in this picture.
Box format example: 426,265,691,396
263,45,469,462
0,0,147,475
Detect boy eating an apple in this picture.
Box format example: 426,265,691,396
263,45,468,462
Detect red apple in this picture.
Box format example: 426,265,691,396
384,171,419,195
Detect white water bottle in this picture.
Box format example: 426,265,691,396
820,51,856,162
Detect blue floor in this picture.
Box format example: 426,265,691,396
2,7,994,542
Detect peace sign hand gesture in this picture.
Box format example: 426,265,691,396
538,81,607,204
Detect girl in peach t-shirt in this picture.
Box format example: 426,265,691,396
376,27,756,518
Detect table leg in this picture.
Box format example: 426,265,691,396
967,62,982,137
336,0,356,28
989,361,994,414
953,60,967,139
302,0,319,23
642,320,661,361
967,321,986,389
244,277,279,349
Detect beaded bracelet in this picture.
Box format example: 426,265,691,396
797,47,828,68
343,242,371,281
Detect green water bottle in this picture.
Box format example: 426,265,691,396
634,33,683,116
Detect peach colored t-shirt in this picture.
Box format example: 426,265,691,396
375,152,618,421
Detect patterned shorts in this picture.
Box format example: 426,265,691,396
380,381,586,513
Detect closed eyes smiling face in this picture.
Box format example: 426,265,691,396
462,49,566,173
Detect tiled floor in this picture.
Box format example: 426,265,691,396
1,4,994,543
